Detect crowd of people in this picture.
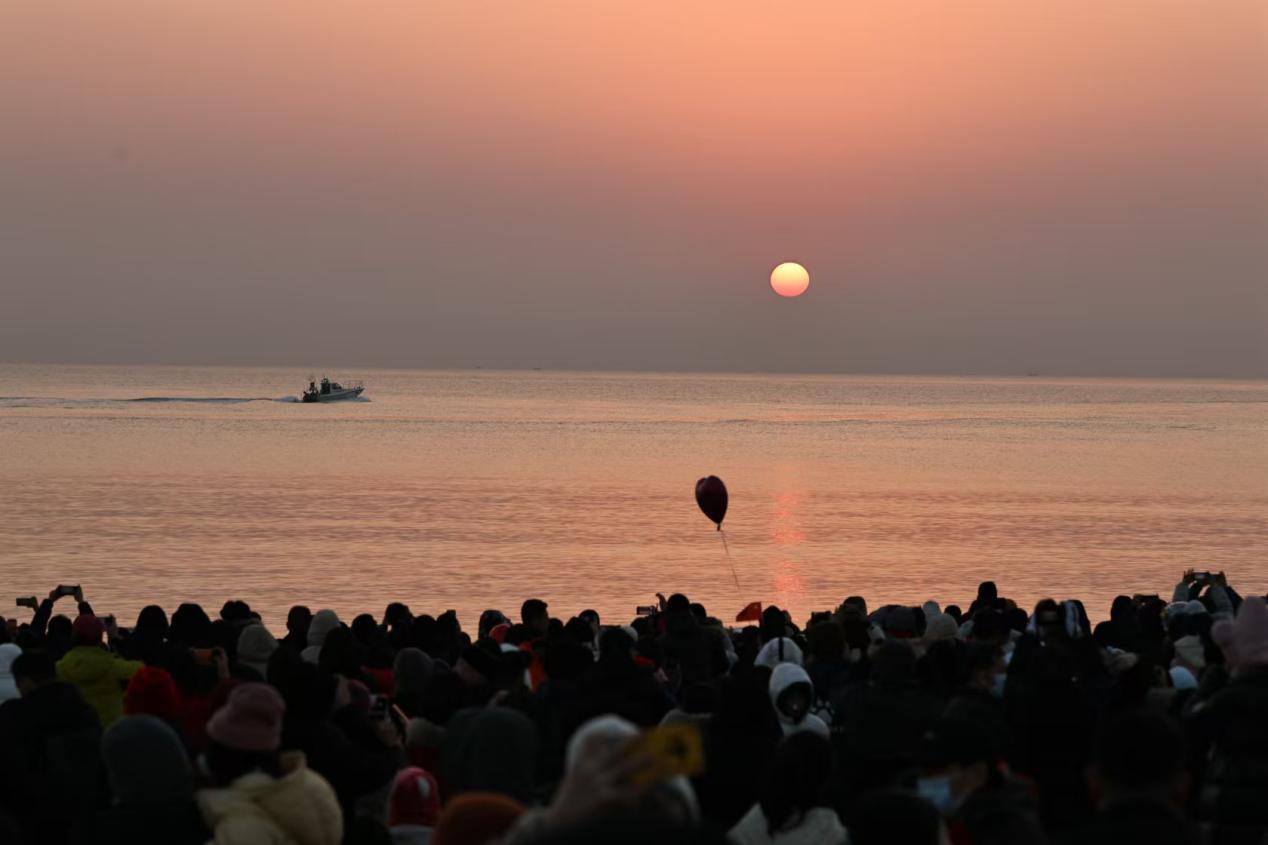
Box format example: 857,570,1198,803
1,570,1266,845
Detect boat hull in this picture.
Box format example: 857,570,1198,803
301,387,364,403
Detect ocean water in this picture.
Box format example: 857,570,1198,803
2,364,1265,630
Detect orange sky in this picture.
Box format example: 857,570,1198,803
2,1,1265,374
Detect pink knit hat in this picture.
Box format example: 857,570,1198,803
206,682,285,752
1212,597,1268,670
389,766,441,828
72,614,105,645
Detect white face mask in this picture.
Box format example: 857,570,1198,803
916,775,959,817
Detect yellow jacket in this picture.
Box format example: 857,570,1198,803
55,645,143,727
198,752,343,845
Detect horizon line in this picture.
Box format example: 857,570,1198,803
1,358,1265,383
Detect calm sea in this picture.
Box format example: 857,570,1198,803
2,364,1265,630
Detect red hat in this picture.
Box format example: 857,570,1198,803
72,614,105,645
206,682,285,752
489,623,511,644
433,793,525,845
388,766,441,828
124,666,179,722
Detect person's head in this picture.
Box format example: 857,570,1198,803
455,644,499,688
917,717,1001,817
520,599,549,636
431,792,525,845
317,625,362,677
1109,595,1134,624
759,731,834,835
203,682,285,784
665,593,691,615
769,662,814,725
71,613,105,647
478,609,509,640
383,602,412,628
1032,599,1066,643
103,715,193,807
807,621,846,663
842,595,868,616
11,649,56,696
961,642,1006,697
286,605,312,638
968,609,1006,645
389,766,441,830
871,640,917,687
564,616,595,646
578,609,601,637
849,790,944,845
977,581,998,602
134,605,169,639
123,666,180,722
1089,710,1188,809
219,600,252,623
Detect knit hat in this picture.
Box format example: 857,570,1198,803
236,623,279,677
388,766,441,828
72,614,105,645
206,682,285,752
432,792,525,845
924,613,959,642
489,623,511,644
301,609,341,664
1169,666,1198,691
123,666,180,723
103,715,193,806
921,600,941,619
1172,635,1206,671
1212,597,1268,669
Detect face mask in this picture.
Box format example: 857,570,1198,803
916,775,958,816
991,672,1007,698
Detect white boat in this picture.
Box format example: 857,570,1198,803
301,377,365,403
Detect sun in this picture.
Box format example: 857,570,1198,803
770,262,810,297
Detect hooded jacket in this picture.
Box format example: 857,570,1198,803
768,664,829,738
56,645,144,727
72,715,209,844
0,643,21,703
301,611,341,665
755,638,803,670
197,751,343,845
728,804,847,845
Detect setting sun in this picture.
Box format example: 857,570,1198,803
770,262,810,297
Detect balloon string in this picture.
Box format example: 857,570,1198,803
719,528,740,588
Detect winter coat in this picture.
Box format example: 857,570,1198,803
1189,666,1268,838
56,645,144,727
197,751,343,845
0,643,21,703
281,706,404,829
0,681,105,844
728,804,847,845
768,663,829,738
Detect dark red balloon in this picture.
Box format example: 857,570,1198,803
695,476,728,529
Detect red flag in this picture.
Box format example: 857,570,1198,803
735,601,762,623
